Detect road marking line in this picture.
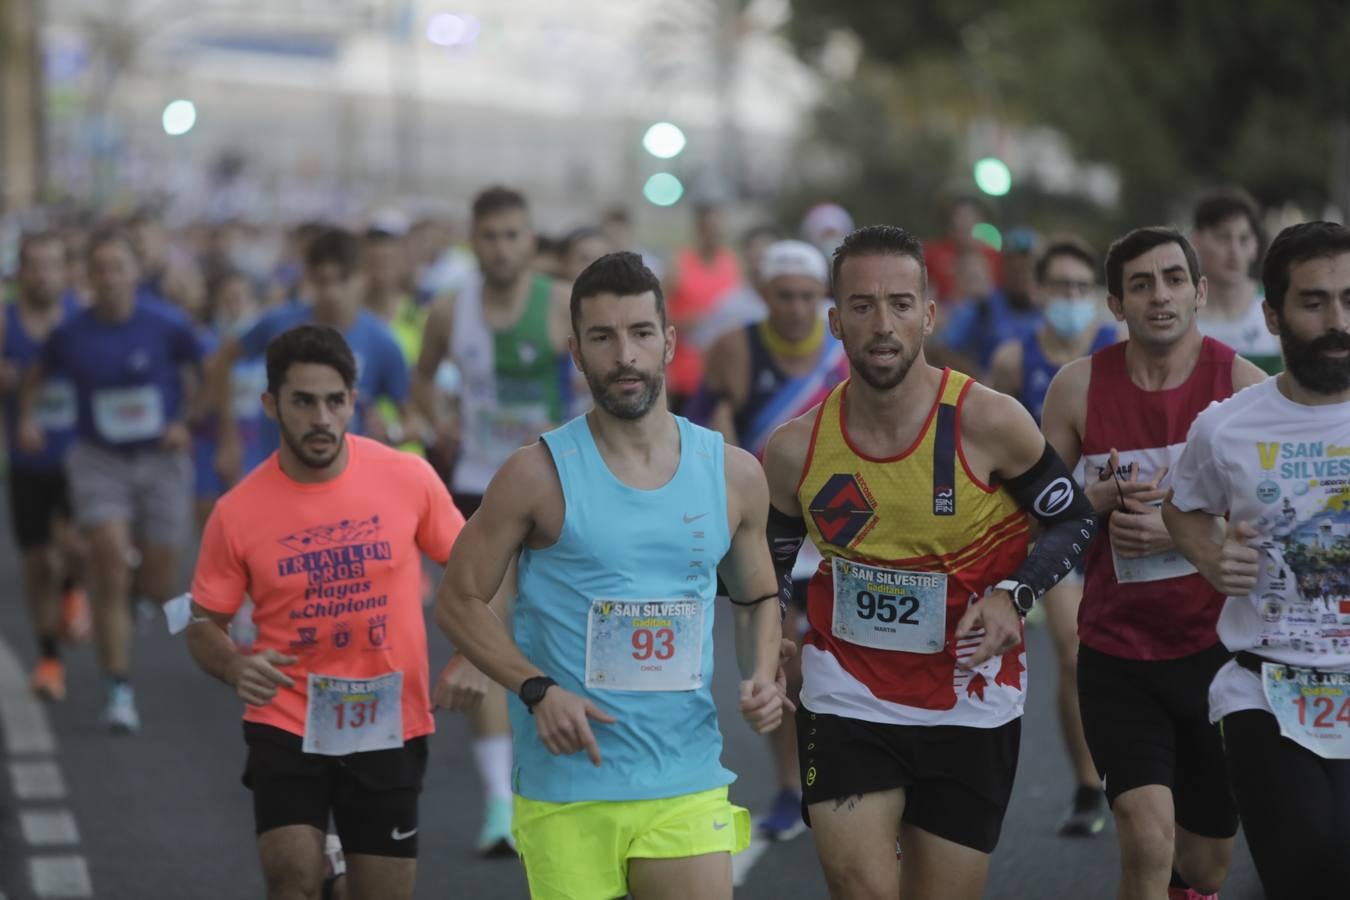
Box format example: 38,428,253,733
20,809,80,846
0,636,55,755
9,761,66,800
28,856,92,899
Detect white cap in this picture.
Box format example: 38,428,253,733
760,240,829,285
800,202,855,246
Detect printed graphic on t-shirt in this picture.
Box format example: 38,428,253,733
1250,439,1350,656
275,514,396,646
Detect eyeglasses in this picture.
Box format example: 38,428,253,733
1043,279,1096,297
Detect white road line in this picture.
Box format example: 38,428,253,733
28,856,92,899
20,810,80,847
0,635,55,755
9,761,66,800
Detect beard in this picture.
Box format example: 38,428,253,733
584,362,664,420
847,337,921,391
279,420,345,469
1280,325,1350,394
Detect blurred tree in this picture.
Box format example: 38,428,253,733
784,0,1350,225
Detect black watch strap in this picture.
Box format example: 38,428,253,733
519,676,557,713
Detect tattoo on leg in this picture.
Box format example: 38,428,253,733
831,794,864,812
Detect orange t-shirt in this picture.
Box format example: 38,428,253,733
192,435,465,741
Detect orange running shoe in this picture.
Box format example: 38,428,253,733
60,588,91,642
30,658,66,702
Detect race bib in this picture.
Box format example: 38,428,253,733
831,558,947,654
92,384,164,443
303,672,403,756
36,379,77,431
476,403,550,462
1262,663,1350,760
585,599,705,692
1111,501,1199,583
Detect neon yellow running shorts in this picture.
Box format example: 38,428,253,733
512,786,751,900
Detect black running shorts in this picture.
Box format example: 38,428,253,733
1077,642,1239,838
797,708,1021,854
8,466,72,550
242,722,428,858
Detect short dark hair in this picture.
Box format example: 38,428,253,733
562,226,605,256
830,225,927,297
18,230,65,267
1261,221,1350,312
265,325,358,395
1193,190,1262,238
85,227,136,262
740,222,782,251
1035,236,1099,284
304,227,362,278
363,227,401,245
1105,227,1201,299
472,186,528,222
569,251,665,336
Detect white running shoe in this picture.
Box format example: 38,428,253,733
104,682,141,735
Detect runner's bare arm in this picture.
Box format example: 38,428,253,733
434,444,548,692
762,413,814,518
411,292,454,428
15,362,47,454
437,443,617,765
186,604,297,707
986,337,1023,397
206,338,244,481
703,329,750,445
720,446,788,733
1232,354,1268,392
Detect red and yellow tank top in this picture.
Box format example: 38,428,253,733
796,369,1031,727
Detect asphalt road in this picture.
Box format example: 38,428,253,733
0,501,1265,899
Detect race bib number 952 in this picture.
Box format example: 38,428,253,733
831,558,946,654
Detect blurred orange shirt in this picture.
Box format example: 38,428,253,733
667,246,742,396
192,435,465,741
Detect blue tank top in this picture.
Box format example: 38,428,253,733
3,295,82,470
1019,324,1117,423
510,414,734,802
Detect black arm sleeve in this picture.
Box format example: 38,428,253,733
1001,442,1098,601
766,504,808,619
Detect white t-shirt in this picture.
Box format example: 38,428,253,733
1197,292,1282,363
1170,377,1350,723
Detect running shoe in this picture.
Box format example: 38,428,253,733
60,588,91,642
757,788,806,841
30,659,66,702
104,682,141,735
476,797,516,858
1058,785,1107,837
1167,889,1218,900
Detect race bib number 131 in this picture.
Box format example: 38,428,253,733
303,672,403,756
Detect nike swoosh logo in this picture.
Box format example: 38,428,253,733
683,512,709,523
391,827,418,841
713,821,728,830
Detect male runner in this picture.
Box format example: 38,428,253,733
762,225,1097,899
1041,226,1266,900
987,236,1117,835
437,251,787,900
413,185,571,855
186,325,464,900
1192,191,1283,374
1,231,87,700
1164,221,1350,900
702,238,847,839
18,228,205,732
212,227,410,483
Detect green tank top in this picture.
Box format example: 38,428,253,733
494,275,563,423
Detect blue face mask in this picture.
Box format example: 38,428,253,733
1044,297,1098,338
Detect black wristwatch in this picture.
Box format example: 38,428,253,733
994,579,1036,617
519,676,557,714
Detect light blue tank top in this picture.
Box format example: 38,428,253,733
510,413,734,802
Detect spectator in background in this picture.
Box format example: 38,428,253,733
559,226,612,282
666,201,744,410
937,227,1043,374
799,202,854,259
128,207,205,316
685,223,783,361
924,194,1005,304
1192,190,1282,374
